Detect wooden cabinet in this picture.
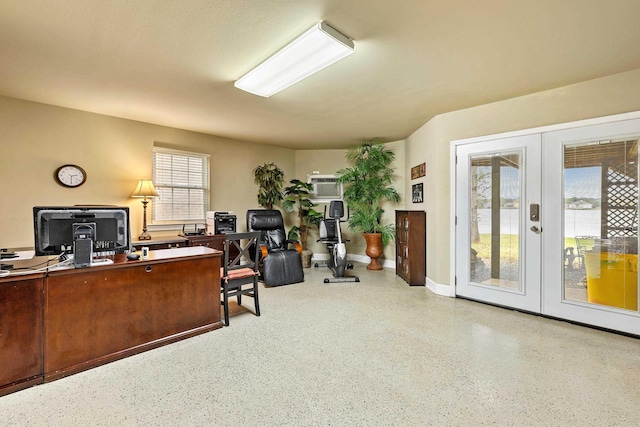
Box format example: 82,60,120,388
44,247,222,381
0,274,44,396
396,210,426,286
185,234,224,249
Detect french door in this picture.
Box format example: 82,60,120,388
455,118,640,335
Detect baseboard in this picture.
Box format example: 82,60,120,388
312,254,396,269
347,254,395,268
426,277,455,297
312,255,449,292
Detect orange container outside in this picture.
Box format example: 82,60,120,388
584,252,638,311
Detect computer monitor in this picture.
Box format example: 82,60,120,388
33,206,130,256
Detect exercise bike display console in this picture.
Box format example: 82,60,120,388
316,201,359,283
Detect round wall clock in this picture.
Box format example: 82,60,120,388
54,164,87,188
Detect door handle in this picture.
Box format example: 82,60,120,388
530,226,541,233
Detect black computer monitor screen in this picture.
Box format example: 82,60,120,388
33,206,130,256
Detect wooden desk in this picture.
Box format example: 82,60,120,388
0,273,43,396
0,246,222,395
131,234,234,256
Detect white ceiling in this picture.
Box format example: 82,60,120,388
1,0,640,149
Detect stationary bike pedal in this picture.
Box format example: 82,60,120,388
346,263,354,270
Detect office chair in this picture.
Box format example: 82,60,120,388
246,209,304,286
220,231,262,326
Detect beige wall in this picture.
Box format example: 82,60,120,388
407,68,640,286
294,149,350,256
6,67,637,279
0,96,295,248
0,94,405,263
294,141,406,263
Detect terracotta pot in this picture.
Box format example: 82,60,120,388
364,232,384,270
301,249,313,268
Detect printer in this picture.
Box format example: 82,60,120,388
206,211,237,234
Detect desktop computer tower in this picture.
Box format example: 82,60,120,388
73,223,95,268
73,238,92,268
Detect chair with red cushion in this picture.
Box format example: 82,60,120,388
220,231,262,326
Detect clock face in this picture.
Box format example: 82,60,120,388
55,164,87,188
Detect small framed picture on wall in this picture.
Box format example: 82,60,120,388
412,183,423,203
411,162,426,180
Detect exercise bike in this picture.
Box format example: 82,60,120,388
316,200,359,283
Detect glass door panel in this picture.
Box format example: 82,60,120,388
563,139,638,310
470,152,521,291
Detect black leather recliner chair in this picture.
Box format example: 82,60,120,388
246,209,304,287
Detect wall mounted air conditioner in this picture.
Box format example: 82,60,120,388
307,174,343,203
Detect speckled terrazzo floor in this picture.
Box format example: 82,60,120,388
1,263,640,426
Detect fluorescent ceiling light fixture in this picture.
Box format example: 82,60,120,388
235,21,354,97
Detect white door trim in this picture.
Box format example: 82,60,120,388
451,111,640,335
451,111,640,294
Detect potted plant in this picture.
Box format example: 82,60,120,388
283,179,324,267
336,139,400,270
253,163,285,209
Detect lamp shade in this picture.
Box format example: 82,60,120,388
131,179,159,198
234,21,354,97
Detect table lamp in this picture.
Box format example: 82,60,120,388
131,179,159,240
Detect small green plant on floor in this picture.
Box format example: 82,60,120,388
282,179,323,249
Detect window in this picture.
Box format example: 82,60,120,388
152,147,209,223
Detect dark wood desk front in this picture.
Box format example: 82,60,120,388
0,246,222,395
0,273,43,396
131,234,229,251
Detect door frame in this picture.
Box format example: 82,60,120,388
451,112,640,326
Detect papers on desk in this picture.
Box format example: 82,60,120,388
1,250,35,261
1,251,40,276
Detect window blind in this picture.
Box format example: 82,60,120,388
152,148,210,222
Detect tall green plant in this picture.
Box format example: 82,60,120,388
336,139,400,246
282,179,323,250
253,163,285,209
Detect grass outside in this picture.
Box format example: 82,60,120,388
472,234,580,260
471,234,589,297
